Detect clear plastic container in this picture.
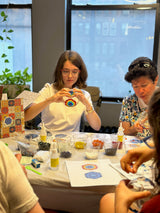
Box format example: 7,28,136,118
91,134,105,149
73,134,87,149
127,177,157,209
124,137,141,153
104,135,119,156
55,134,72,158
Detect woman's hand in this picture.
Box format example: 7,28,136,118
15,153,28,177
120,146,155,173
134,121,144,133
115,180,151,213
71,88,101,131
134,113,149,133
47,88,72,103
72,88,92,110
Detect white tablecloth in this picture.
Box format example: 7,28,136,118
0,130,127,213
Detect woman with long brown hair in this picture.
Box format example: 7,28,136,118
25,50,101,132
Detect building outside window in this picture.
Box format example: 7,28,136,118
68,0,159,99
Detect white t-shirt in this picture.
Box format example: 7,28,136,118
34,83,93,132
0,143,38,213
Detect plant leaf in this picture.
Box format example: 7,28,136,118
8,29,14,33
1,11,5,17
8,46,14,49
0,36,3,40
4,59,9,63
6,36,11,40
1,54,7,58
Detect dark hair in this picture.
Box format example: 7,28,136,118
148,88,160,186
53,50,88,90
125,57,157,83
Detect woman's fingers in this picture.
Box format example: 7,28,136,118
15,153,22,162
15,153,28,177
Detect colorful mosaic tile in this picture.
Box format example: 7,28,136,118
0,98,25,138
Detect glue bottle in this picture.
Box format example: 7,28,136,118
50,143,59,171
40,122,47,142
117,122,124,149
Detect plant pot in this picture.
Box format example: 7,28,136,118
2,84,30,99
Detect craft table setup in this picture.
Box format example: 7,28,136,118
0,130,153,213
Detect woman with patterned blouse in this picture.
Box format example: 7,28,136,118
119,57,158,138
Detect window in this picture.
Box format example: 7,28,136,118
72,0,156,5
68,0,159,99
0,1,32,88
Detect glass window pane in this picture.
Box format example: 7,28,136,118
71,9,156,98
0,8,32,88
72,0,156,5
0,0,31,4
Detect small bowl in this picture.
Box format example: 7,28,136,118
38,141,50,151
104,141,119,156
75,141,87,149
18,142,38,157
91,134,105,149
85,148,98,160
74,134,87,149
60,151,72,158
104,147,117,156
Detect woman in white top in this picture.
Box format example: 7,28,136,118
25,50,101,132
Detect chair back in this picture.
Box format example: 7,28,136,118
83,86,102,114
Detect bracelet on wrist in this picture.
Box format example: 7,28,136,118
85,107,94,115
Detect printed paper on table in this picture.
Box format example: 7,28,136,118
66,159,122,187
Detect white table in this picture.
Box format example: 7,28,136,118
1,130,126,213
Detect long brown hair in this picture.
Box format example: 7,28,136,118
148,88,160,185
53,50,88,90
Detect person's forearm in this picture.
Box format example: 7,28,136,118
86,111,101,131
115,204,128,213
27,202,45,213
24,99,51,121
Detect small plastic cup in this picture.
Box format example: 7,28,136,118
124,138,141,153
104,135,119,156
74,134,87,149
55,134,72,158
91,134,105,149
85,147,99,160
127,177,157,209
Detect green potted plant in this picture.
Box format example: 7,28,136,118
0,67,32,98
0,11,32,99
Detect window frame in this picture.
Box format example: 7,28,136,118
67,0,160,102
0,3,31,9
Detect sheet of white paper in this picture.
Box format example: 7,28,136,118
20,156,32,165
16,90,39,109
110,161,153,180
66,159,122,187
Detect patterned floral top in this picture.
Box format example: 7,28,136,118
119,94,151,138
